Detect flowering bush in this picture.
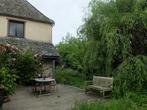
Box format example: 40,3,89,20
15,51,42,85
0,44,19,69
0,43,42,95
0,44,19,95
0,67,17,95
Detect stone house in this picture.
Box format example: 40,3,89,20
0,0,59,77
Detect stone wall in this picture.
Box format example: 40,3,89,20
42,60,53,77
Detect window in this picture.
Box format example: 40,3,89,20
8,20,24,38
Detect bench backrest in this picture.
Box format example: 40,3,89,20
93,76,113,88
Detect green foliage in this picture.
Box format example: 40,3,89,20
113,56,147,98
55,67,85,88
72,98,139,110
0,67,17,95
56,0,147,100
126,92,147,107
0,44,19,69
73,92,147,110
15,51,42,85
0,44,42,95
56,34,86,72
79,0,147,77
0,44,19,95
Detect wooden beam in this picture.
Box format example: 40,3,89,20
52,60,56,78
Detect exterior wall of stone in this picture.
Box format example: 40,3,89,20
0,16,52,43
42,60,53,77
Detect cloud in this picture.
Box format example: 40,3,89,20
27,0,90,44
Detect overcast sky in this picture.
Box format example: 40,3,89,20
27,0,90,44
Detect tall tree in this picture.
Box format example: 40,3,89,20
56,34,86,73
79,0,147,77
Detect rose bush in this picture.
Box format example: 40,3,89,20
0,43,42,95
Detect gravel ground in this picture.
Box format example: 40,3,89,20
3,85,97,110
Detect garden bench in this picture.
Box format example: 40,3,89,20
85,76,113,97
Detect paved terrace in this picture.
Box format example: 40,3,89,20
3,85,97,110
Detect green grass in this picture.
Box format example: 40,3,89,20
55,67,85,88
66,76,85,89
72,93,147,110
72,99,140,110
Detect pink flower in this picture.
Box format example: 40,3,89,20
11,45,17,49
11,45,19,51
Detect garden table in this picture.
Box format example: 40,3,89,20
34,78,56,96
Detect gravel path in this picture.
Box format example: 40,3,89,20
3,85,97,110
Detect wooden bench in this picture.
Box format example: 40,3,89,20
85,76,113,97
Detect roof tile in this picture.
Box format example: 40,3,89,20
0,0,54,24
0,37,59,58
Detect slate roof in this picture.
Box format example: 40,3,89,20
0,37,59,58
0,0,54,24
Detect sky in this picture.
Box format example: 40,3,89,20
27,0,91,44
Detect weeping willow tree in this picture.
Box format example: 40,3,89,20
113,56,147,97
79,0,147,78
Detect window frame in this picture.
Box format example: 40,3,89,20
8,20,25,38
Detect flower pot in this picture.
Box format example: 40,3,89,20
0,88,4,109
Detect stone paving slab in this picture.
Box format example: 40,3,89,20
3,85,97,110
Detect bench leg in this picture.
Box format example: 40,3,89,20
103,91,112,98
99,91,104,98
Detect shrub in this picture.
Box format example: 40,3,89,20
0,44,19,95
113,56,147,98
125,92,147,107
0,67,17,95
55,67,85,88
0,44,19,69
15,51,42,85
0,43,42,88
